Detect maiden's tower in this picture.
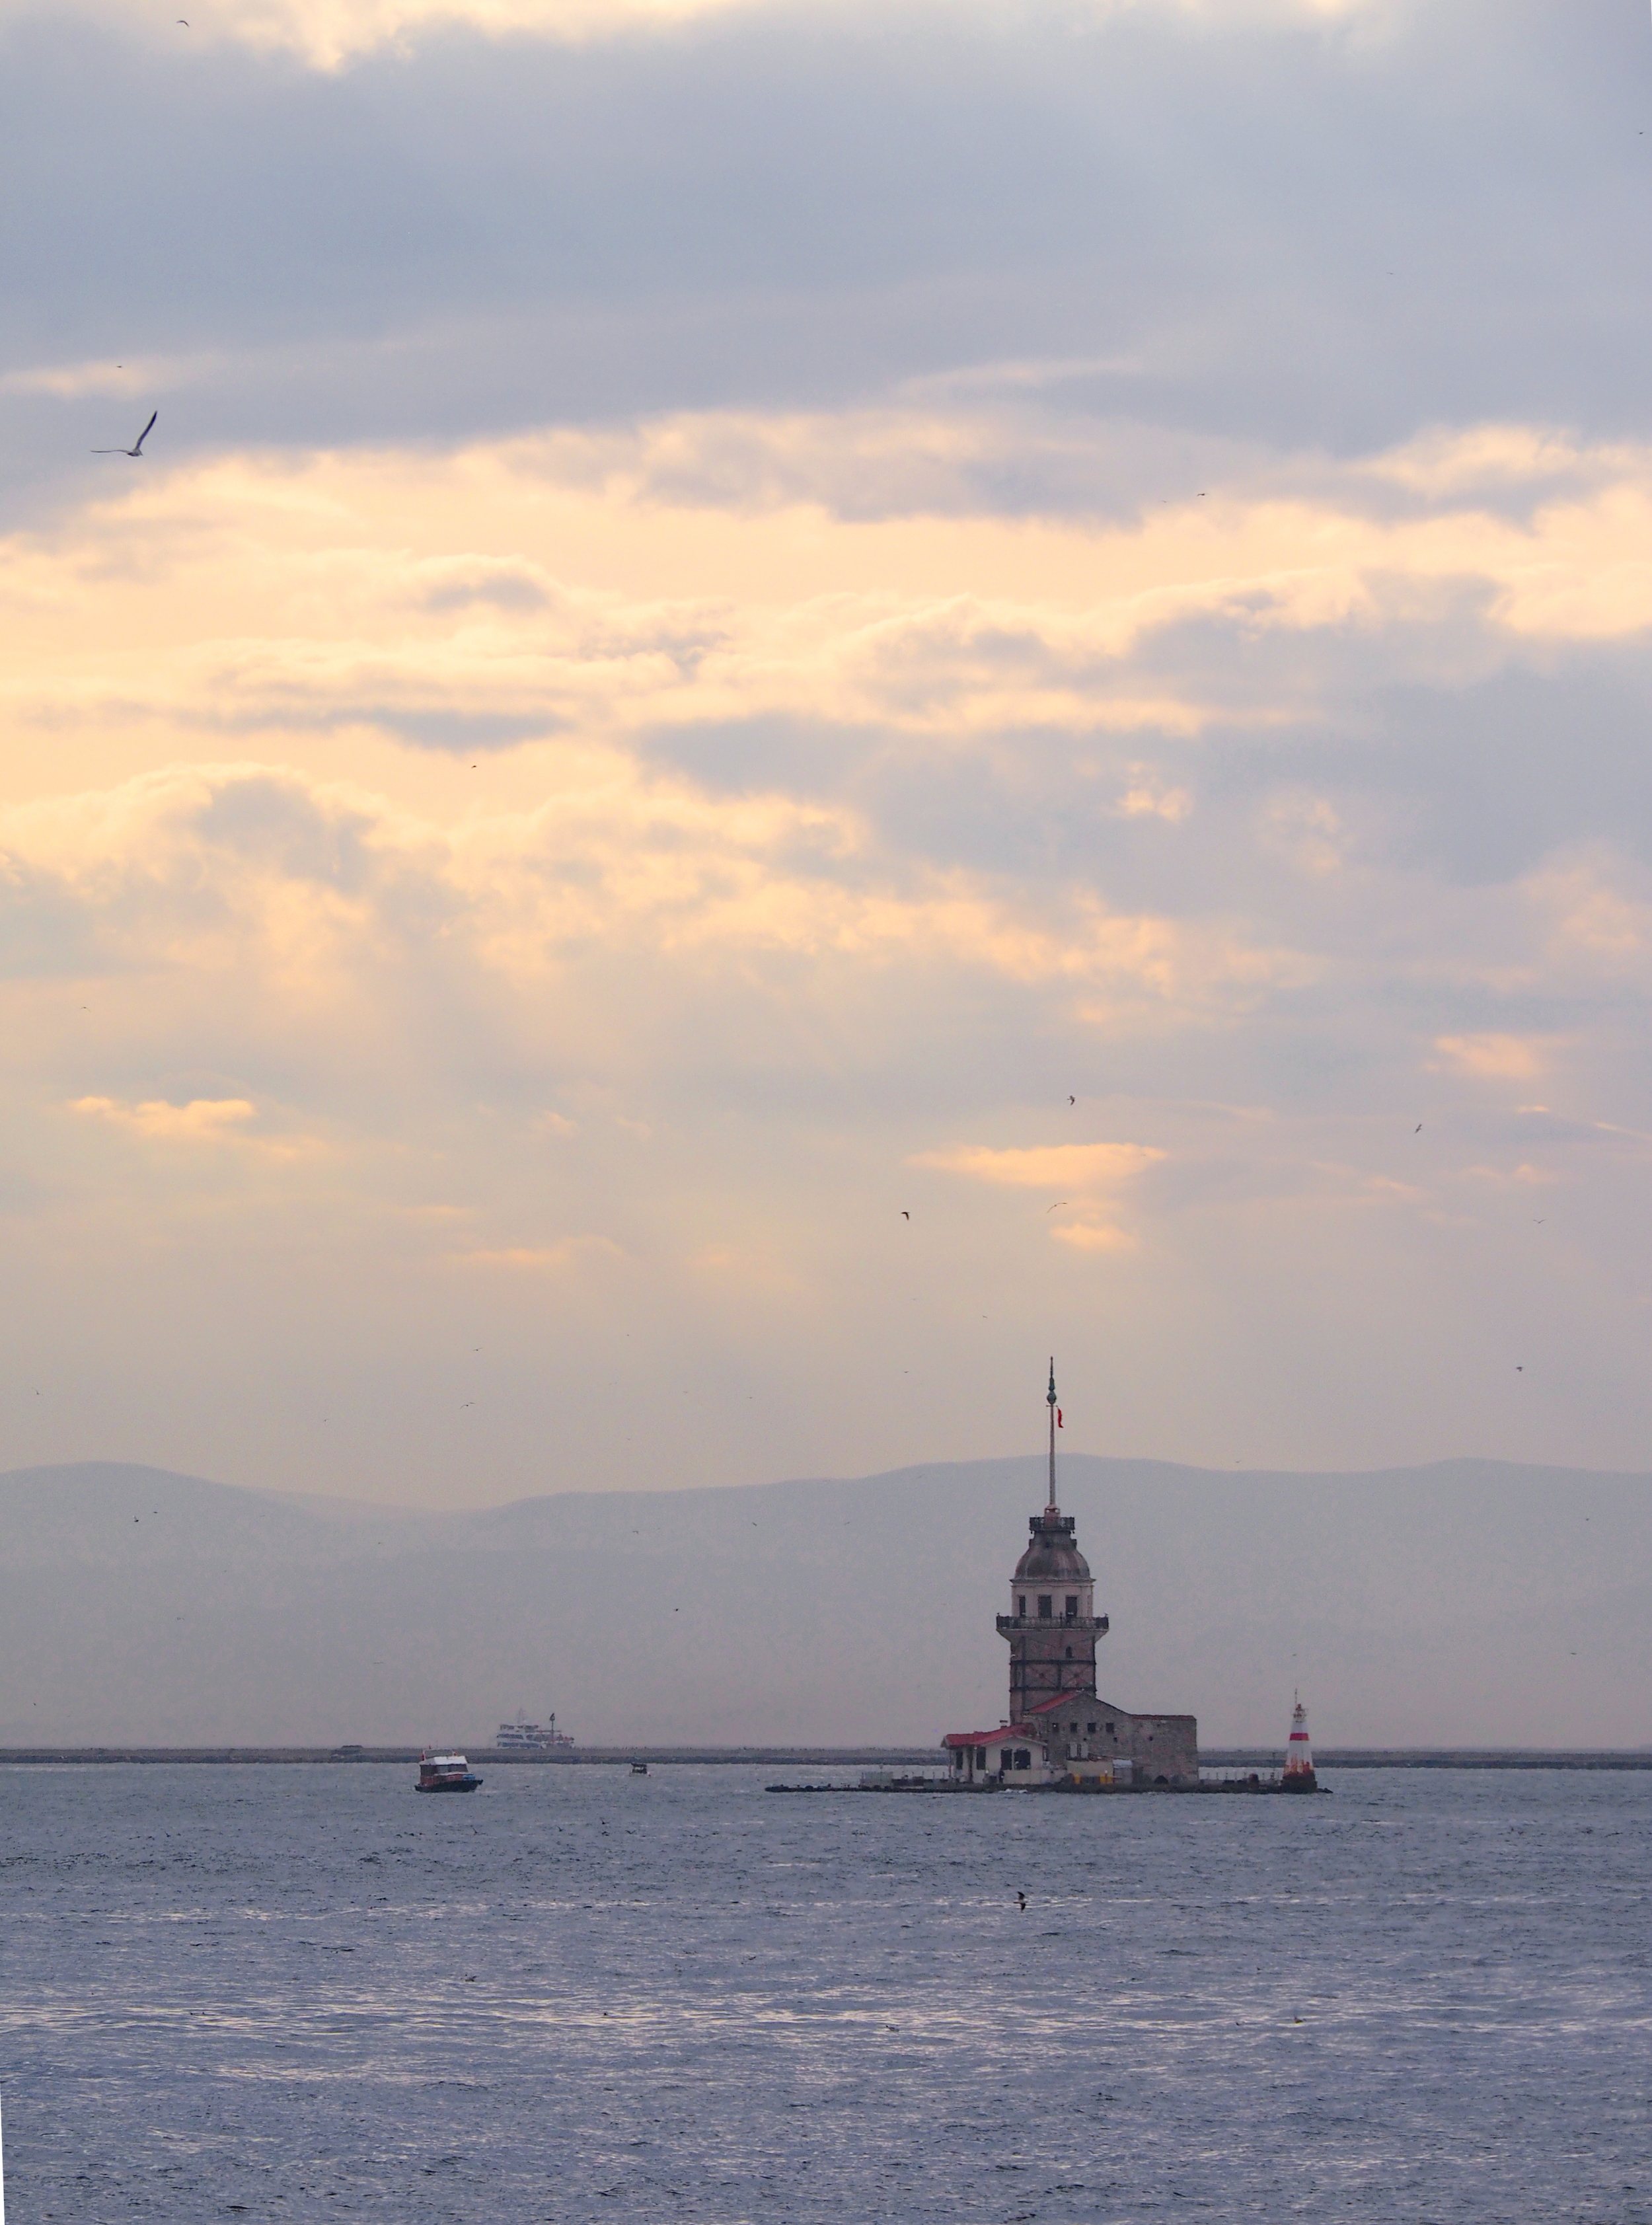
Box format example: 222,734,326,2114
942,1362,1199,1788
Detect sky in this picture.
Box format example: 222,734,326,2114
5,0,1652,1509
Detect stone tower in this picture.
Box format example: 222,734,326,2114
998,1360,1109,1725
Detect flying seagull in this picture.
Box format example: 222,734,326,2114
1016,1891,1028,1911
900,1209,909,1219
93,410,157,457
1045,1201,1069,1213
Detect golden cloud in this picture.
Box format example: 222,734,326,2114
1049,1221,1138,1252
912,1141,1163,1188
1431,1035,1552,1082
70,1095,258,1140
913,1140,1161,1254
13,414,1652,808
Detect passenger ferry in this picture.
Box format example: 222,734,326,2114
494,1712,574,1751
416,1751,482,1792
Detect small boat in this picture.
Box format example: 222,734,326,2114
630,1760,648,1775
416,1751,482,1793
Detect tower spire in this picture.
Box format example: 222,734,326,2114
1046,1357,1058,1514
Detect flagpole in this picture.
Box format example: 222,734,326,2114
1047,1357,1057,1512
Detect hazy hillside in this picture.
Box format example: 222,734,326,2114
1,1457,1648,1749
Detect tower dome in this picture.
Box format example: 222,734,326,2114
1014,1519,1092,1587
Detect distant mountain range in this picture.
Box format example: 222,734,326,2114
1,1456,1647,1749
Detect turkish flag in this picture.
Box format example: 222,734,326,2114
1057,1408,1063,1427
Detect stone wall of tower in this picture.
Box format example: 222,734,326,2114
998,1504,1108,1727
1003,1614,1098,1721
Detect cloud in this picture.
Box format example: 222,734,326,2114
913,1140,1163,1255
70,1094,258,1139
1431,1035,1552,1082
450,1236,624,1269
913,1141,1162,1189
7,0,1652,1500
9,0,1391,71
1048,1220,1138,1252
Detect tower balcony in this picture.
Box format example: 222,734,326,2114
997,1612,1109,1636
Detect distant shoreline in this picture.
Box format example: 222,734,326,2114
0,1746,1649,1769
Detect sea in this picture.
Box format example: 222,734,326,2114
0,1764,1647,2223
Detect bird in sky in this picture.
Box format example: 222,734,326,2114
1068,1094,1076,1105
1016,1891,1028,1911
1516,1365,1524,1373
1414,1123,1422,1133
93,410,157,456
1045,1201,1068,1213
900,1210,909,1219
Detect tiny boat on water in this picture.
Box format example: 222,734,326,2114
417,1751,482,1792
630,1760,648,1775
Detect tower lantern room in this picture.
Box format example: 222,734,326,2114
997,1360,1109,1725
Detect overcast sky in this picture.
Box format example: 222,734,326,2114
5,0,1652,1508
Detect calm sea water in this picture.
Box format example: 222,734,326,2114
0,1764,1647,2222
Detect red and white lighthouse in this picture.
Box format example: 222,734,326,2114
1283,1691,1316,1785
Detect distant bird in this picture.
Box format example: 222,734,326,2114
93,410,157,457
1016,1891,1028,1911
900,1210,909,1219
1414,1123,1422,1133
1068,1094,1075,1105
1045,1201,1068,1213
1516,1366,1523,1373
1532,1219,1546,1225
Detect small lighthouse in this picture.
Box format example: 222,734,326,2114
1282,1691,1316,1791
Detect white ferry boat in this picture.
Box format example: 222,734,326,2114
494,1712,574,1751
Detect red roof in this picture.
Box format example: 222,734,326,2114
1024,1686,1102,1717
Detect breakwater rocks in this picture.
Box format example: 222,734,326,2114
767,1773,1332,1794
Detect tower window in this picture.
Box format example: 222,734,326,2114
1037,1595,1053,1619
1017,1596,1026,1616
1065,1645,1072,1660
1065,1595,1078,1618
